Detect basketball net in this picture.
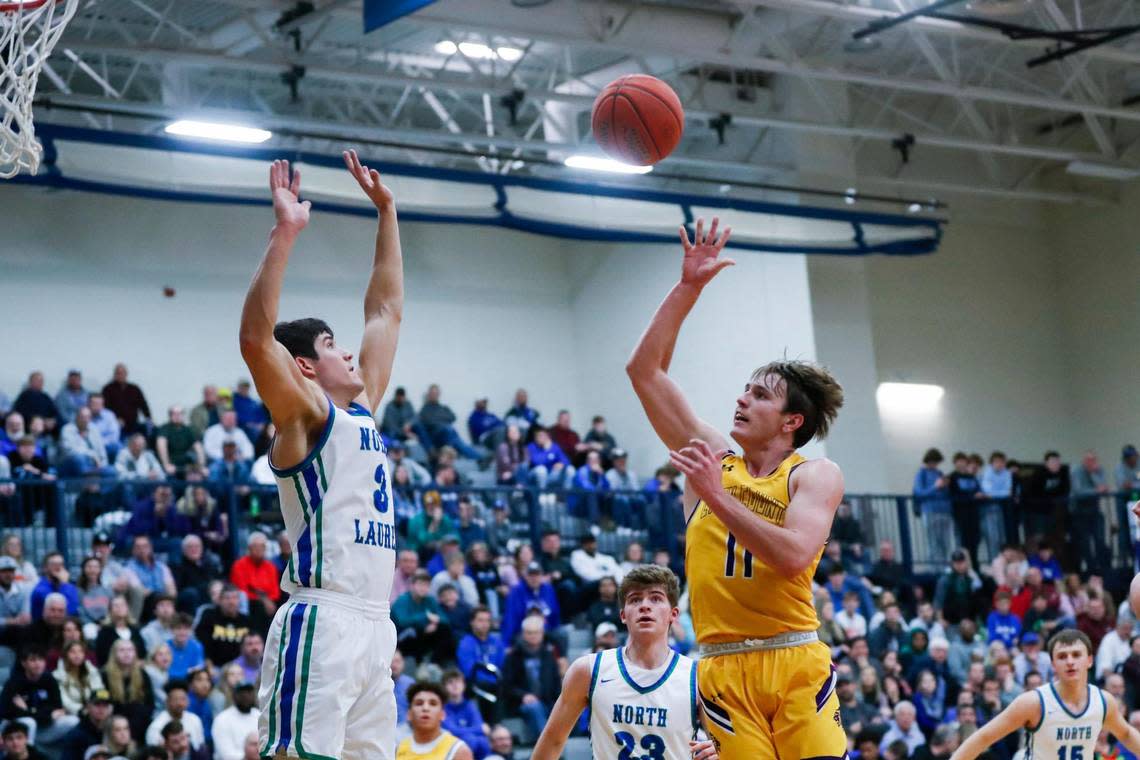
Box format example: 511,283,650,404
0,0,78,179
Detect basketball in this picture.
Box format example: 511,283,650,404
591,74,684,166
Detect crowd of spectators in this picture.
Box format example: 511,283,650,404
7,368,1140,760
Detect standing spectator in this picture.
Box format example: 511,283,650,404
1072,450,1111,577
124,536,177,599
189,387,224,440
948,452,985,568
86,395,121,463
392,570,453,665
526,427,572,489
980,451,1011,551
0,645,80,750
503,389,539,435
1076,595,1114,653
210,682,258,760
193,586,251,672
93,596,145,667
1117,445,1140,494
501,562,560,646
467,398,503,447
156,407,205,479
101,364,151,437
229,381,267,445
59,408,112,477
29,553,80,621
548,411,585,466
500,615,560,739
202,413,253,463
1024,451,1070,549
13,372,60,436
54,371,89,425
380,387,416,442
413,385,481,459
913,448,953,565
228,533,279,630
114,435,164,482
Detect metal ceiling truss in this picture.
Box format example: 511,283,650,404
21,0,1140,207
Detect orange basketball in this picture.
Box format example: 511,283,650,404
591,75,684,166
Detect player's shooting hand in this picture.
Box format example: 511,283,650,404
670,439,728,504
679,217,733,288
270,159,311,233
690,739,717,760
344,149,395,212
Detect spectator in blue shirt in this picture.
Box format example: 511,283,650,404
442,669,491,759
456,606,505,688
913,448,953,566
824,564,875,622
207,441,252,489
391,648,415,726
1027,543,1063,583
125,535,176,597
526,427,572,489
119,485,190,547
986,590,1022,649
467,399,503,447
54,370,89,424
569,451,609,518
456,499,487,550
980,451,1011,556
501,562,560,646
87,394,122,463
29,552,80,620
503,388,539,435
167,614,205,679
230,380,268,445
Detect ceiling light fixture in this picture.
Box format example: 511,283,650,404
1066,161,1140,181
564,155,653,174
876,382,945,415
434,40,458,55
164,120,272,144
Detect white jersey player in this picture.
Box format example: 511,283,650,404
240,152,405,760
952,629,1140,760
532,565,718,760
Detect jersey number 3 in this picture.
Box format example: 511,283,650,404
724,533,753,578
373,464,389,514
614,731,665,760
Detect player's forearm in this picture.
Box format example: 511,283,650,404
626,281,702,378
705,491,817,576
1118,725,1140,756
240,227,299,347
362,207,404,322
530,728,569,760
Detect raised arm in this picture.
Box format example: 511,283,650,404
238,161,326,430
626,218,734,454
949,692,1040,760
530,655,593,760
343,149,403,413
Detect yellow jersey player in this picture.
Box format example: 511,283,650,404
627,217,847,760
396,682,473,760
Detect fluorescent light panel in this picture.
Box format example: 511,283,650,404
165,120,271,144
564,155,653,174
876,382,944,414
435,40,523,61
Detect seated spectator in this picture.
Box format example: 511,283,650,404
867,539,910,600
503,389,539,435
838,671,879,736
456,499,487,550
390,550,419,605
392,569,453,665
412,385,481,460
1077,594,1114,652
207,441,252,490
0,412,31,459
141,595,177,656
582,416,616,463
380,387,416,442
1028,542,1063,584
836,591,868,641
172,535,221,615
145,680,205,750
174,487,228,560
0,720,49,760
869,601,908,662
202,412,254,463
878,700,925,755
93,596,145,667
388,441,431,487
167,614,204,680
912,669,946,735
405,491,455,559
1097,615,1134,682
586,576,622,634
441,669,490,760
438,584,474,638
75,556,112,637
502,562,560,647
467,398,503,447
486,725,514,760
53,641,105,716
53,370,88,425
230,381,267,445
59,408,113,478
500,615,560,738
210,681,259,760
0,645,80,751
391,649,414,727
13,372,60,436
56,687,114,760
526,427,572,489
224,634,262,689
193,586,251,672
548,411,587,467
7,435,56,519
145,644,173,710
185,669,213,743
0,556,30,663
124,536,177,600
0,535,36,595
986,591,1021,649
120,485,189,547
432,553,480,608
495,425,529,486
6,593,67,669
114,434,165,482
456,607,504,712
29,553,80,621
569,534,622,594
229,533,279,628
101,364,151,437
86,395,121,463
569,452,609,518
161,718,210,760
911,724,956,760
824,564,875,623
156,407,206,479
101,714,137,759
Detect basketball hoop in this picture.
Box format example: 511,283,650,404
0,0,79,179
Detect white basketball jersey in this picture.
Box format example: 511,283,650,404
1024,683,1105,760
589,647,698,760
271,398,395,607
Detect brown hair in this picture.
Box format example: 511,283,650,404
618,564,681,607
750,360,844,448
1047,628,1093,658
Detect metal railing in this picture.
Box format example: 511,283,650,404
1,478,1136,579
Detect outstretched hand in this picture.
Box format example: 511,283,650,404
270,159,310,232
344,149,395,211
680,216,734,288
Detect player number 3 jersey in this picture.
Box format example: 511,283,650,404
271,398,396,607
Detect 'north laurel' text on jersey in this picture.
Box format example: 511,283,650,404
270,398,396,605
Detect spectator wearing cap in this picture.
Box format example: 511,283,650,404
392,569,453,664
501,562,560,647
586,576,623,634
229,532,279,628
0,720,49,760
933,549,982,626
406,491,456,559
56,688,113,760
592,622,618,653
0,644,80,750
1012,631,1051,684
145,680,204,750
381,387,416,442
467,398,503,448
210,680,259,760
906,636,959,706
837,670,879,735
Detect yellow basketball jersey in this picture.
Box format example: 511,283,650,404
685,452,822,643
397,732,464,760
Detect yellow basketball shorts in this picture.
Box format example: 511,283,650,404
696,641,848,760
